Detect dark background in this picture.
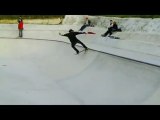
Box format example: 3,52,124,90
0,0,160,15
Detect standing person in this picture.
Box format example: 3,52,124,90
59,29,88,54
101,20,121,37
79,17,92,31
18,18,24,37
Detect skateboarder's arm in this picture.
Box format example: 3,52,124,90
74,32,86,35
59,33,68,37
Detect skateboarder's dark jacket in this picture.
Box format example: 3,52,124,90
62,32,85,43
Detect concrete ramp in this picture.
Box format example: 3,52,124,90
0,37,160,104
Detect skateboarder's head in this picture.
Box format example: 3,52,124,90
69,29,74,33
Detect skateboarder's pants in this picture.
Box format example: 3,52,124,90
71,40,88,53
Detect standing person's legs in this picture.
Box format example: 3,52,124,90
71,42,79,54
77,40,88,50
19,29,23,37
19,29,21,37
21,30,23,37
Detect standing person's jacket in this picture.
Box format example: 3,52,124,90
18,21,23,30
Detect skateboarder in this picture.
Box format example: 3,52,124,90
59,29,88,54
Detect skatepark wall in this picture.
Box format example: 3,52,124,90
62,15,160,33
